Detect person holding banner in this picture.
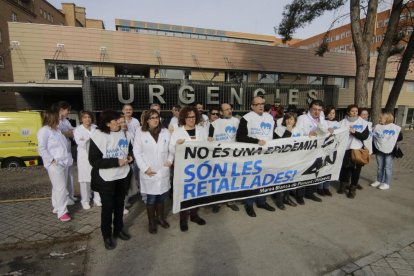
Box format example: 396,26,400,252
89,110,133,250
170,106,208,232
370,112,403,190
208,103,240,212
295,100,332,204
236,96,276,217
273,112,302,209
316,105,340,197
134,109,173,234
339,104,369,198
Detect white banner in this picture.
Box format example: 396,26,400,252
172,129,349,213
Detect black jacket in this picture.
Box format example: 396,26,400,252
89,139,132,193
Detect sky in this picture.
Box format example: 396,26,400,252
47,0,354,39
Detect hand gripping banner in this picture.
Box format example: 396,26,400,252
172,129,349,213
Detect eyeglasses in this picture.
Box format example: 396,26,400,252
149,116,159,120
186,116,196,119
210,112,219,116
252,103,265,106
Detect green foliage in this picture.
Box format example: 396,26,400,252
277,0,346,42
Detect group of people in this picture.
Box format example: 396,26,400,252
37,98,403,250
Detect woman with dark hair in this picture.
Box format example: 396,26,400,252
133,109,173,234
37,109,73,222
89,110,133,250
316,105,341,197
339,104,369,198
169,106,207,232
74,111,101,210
273,112,302,208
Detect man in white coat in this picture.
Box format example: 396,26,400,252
236,96,276,217
295,100,333,204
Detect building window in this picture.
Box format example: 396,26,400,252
334,77,347,89
40,8,43,16
11,12,17,22
0,56,4,68
48,63,93,80
158,69,185,79
407,82,414,92
308,76,323,85
73,65,92,80
258,73,278,84
226,72,248,83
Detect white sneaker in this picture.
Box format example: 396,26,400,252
370,181,381,187
82,202,91,210
94,201,102,207
123,208,129,215
378,183,390,190
67,198,75,206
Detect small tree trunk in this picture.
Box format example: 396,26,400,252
385,31,414,112
371,0,403,125
350,0,378,107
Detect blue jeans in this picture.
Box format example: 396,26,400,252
376,153,394,185
146,192,168,206
245,196,266,207
318,181,331,190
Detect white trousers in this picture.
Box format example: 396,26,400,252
47,165,69,218
66,165,74,199
79,182,101,204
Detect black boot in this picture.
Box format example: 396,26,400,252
103,237,115,250
347,185,356,199
283,194,297,207
156,203,170,229
338,182,346,194
179,211,188,232
146,205,157,234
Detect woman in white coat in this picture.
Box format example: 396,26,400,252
339,104,369,198
134,109,173,234
74,111,101,210
170,106,208,232
37,109,73,222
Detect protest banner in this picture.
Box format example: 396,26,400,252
172,128,349,213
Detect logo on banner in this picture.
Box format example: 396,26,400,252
225,126,237,139
260,122,272,135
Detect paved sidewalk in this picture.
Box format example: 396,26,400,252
0,131,413,275
0,199,101,247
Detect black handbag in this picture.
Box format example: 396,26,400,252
393,144,404,159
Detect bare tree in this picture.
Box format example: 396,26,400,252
277,0,413,125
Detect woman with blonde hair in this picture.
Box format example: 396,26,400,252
371,112,403,190
37,109,73,222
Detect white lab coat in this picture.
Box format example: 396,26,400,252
37,126,72,218
74,124,96,182
37,126,73,169
296,112,329,136
133,128,173,195
169,125,208,158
